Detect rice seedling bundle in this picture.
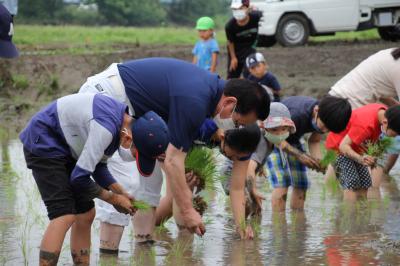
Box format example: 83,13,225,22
185,146,218,191
320,149,338,168
132,200,151,211
366,136,394,158
185,146,218,215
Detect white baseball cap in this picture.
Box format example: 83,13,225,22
231,0,250,9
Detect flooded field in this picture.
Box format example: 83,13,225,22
1,136,400,265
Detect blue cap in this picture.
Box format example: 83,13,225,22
131,111,169,177
0,4,18,58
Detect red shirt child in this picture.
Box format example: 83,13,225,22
326,103,387,153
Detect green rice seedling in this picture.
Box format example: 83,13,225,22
165,239,191,264
383,195,391,209
185,146,218,191
154,218,169,235
320,149,338,168
366,137,394,158
132,200,151,211
249,217,262,237
326,176,340,195
320,184,327,201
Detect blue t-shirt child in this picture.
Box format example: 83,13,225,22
192,38,219,71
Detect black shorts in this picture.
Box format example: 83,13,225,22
23,149,94,220
336,155,372,190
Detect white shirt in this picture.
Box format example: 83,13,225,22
329,48,400,109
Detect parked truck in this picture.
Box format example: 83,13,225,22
252,0,400,47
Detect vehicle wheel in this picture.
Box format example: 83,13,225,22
378,26,400,42
257,35,277,47
276,14,310,47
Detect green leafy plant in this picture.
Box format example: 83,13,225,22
185,146,219,215
320,149,338,168
132,200,151,211
366,136,394,158
185,146,218,191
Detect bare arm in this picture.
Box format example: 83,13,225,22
192,56,197,65
246,160,265,215
155,168,173,226
210,53,218,73
379,96,400,107
230,159,254,239
384,154,399,174
227,41,238,71
246,160,258,185
163,144,204,235
339,135,375,166
308,132,323,160
227,41,236,59
281,141,321,170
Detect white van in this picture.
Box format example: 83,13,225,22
252,0,400,46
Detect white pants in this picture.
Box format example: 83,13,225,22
94,154,163,226
79,63,164,226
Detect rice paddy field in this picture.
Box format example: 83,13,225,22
1,131,400,265
1,25,399,266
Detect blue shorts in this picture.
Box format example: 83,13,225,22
266,144,308,190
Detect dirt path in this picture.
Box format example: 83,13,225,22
0,40,395,131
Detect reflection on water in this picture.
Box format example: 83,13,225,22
1,137,400,265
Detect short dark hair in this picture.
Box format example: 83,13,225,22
223,79,270,120
391,47,400,60
385,105,400,134
318,96,352,133
224,124,260,154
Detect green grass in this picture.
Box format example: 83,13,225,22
12,25,380,55
14,25,225,47
310,29,379,42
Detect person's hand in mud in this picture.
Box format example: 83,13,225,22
229,57,238,71
251,189,265,216
181,207,206,236
237,224,254,240
246,178,265,216
185,171,200,192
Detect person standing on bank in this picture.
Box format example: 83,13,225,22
20,93,169,266
225,0,262,79
79,57,270,239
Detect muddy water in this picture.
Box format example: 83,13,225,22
1,137,400,266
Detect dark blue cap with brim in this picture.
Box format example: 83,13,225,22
0,4,18,58
132,111,169,177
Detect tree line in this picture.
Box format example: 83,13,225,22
17,0,230,26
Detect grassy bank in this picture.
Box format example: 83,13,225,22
13,25,380,54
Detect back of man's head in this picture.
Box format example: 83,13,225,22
223,79,270,120
318,95,352,133
225,123,260,154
